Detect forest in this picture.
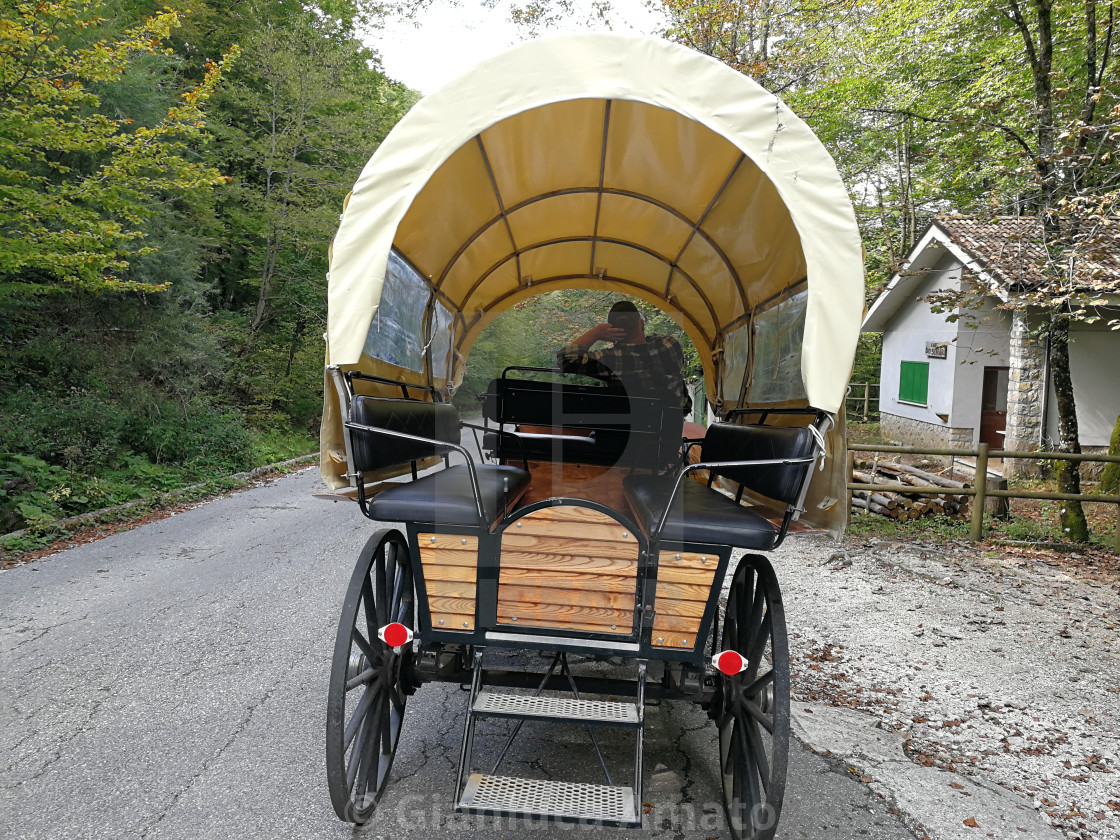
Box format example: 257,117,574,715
1,0,1117,539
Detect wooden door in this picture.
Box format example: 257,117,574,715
979,367,1009,448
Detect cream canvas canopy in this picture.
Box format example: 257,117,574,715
322,33,864,496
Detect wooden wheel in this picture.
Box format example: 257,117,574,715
714,554,790,840
326,529,416,823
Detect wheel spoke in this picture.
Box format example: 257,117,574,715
380,691,395,757
745,668,775,696
745,716,771,795
346,667,379,692
355,685,387,798
352,628,378,663
731,717,746,809
744,581,767,667
360,577,379,645
345,696,372,791
344,684,378,749
374,558,390,628
743,696,775,734
737,714,762,809
722,721,736,776
748,604,770,672
389,563,404,623
735,566,755,642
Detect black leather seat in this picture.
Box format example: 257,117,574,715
367,464,530,527
622,422,818,549
624,474,779,548
347,394,530,527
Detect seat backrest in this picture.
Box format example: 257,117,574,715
482,377,633,428
701,423,817,506
349,396,459,473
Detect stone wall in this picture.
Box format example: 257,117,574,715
881,413,972,454
1004,311,1046,478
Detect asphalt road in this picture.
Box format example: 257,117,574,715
0,467,917,840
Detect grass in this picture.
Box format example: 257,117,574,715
846,421,887,446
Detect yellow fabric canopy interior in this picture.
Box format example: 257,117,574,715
395,96,807,370
326,33,864,415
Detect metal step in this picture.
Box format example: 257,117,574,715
457,773,639,825
472,691,641,727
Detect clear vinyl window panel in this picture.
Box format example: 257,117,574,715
721,322,751,404
429,301,454,379
363,250,429,372
748,289,808,405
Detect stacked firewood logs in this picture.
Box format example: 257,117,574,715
851,459,972,521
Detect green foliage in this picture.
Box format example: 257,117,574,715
0,0,238,295
850,332,882,386
0,0,412,535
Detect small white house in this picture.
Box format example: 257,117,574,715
863,217,1120,475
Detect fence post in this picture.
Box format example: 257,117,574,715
1115,503,1120,555
969,443,990,542
863,383,870,420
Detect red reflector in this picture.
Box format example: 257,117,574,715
379,622,412,648
713,651,748,675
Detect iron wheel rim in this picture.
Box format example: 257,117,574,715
326,530,414,823
717,554,790,840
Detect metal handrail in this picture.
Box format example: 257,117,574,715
653,456,817,537
343,421,487,524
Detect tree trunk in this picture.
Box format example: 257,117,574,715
1048,314,1089,541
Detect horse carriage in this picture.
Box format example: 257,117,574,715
318,34,864,839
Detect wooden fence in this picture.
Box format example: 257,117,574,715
847,442,1120,551
845,383,880,421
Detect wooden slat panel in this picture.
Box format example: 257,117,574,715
425,579,477,599
497,505,638,634
651,581,711,602
498,583,635,611
656,566,718,586
417,548,479,568
651,631,696,649
421,564,478,583
649,598,707,619
420,534,479,551
499,552,638,575
418,534,477,632
498,567,636,593
432,612,475,630
501,534,639,559
512,518,634,542
658,550,717,569
530,506,620,525
429,595,477,616
497,604,632,632
652,613,705,633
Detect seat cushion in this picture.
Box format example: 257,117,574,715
367,465,530,527
623,474,778,549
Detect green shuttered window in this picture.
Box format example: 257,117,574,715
899,361,929,405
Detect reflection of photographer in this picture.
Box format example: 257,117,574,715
556,301,693,414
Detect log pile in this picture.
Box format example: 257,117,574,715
851,459,972,521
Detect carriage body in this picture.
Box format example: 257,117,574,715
319,33,864,838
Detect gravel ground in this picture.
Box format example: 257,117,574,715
761,534,1120,840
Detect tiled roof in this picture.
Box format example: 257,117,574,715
934,216,1120,291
